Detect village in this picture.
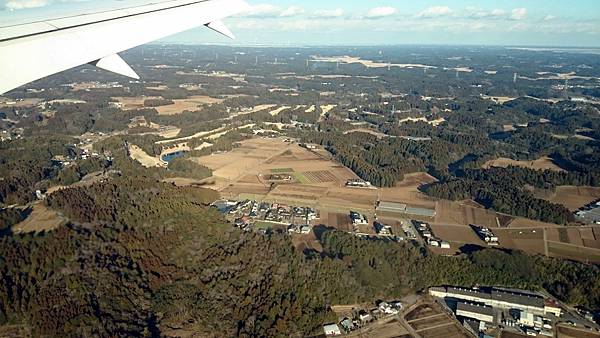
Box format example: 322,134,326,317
210,196,600,338
318,284,600,338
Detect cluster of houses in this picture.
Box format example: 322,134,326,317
414,221,450,249
350,211,369,231
212,199,318,233
472,225,500,246
346,179,372,188
266,173,294,182
50,144,106,169
430,286,563,337
323,301,403,336
374,221,393,236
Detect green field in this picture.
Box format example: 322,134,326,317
271,168,294,173
253,221,275,230
293,172,310,184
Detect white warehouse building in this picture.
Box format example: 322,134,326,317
429,286,562,317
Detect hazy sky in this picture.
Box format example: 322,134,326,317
1,0,600,47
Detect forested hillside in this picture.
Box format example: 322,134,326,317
1,177,599,336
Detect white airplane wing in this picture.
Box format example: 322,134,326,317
0,0,250,94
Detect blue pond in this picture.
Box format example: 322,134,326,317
161,151,187,162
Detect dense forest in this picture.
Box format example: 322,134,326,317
423,166,600,224
1,178,599,337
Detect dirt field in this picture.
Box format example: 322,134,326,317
546,186,600,210
557,325,600,338
111,95,222,114
506,217,560,228
129,144,164,168
268,106,291,116
0,98,43,108
499,331,528,338
345,317,410,338
232,104,278,117
155,95,224,115
547,241,600,263
435,199,501,228
429,224,485,246
291,232,323,253
111,96,160,110
320,212,352,231
13,203,65,233
156,126,228,145
494,228,548,256
482,156,564,172
379,173,438,209
344,128,389,139
482,225,600,263
404,302,468,338
481,95,517,104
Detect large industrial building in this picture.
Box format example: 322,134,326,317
429,286,562,317
456,302,494,323
376,201,436,218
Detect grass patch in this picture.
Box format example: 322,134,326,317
253,221,283,230
271,168,294,173
558,228,569,243
293,172,310,184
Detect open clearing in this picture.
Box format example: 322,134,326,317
192,137,388,215
379,172,438,209
155,95,224,115
268,106,291,116
156,126,228,145
111,96,160,110
545,186,600,210
312,55,436,69
435,199,501,228
111,95,223,114
13,203,65,233
344,128,389,139
430,224,485,247
557,325,600,338
345,317,410,338
482,156,564,172
128,144,164,168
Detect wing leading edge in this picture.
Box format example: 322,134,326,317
0,0,250,94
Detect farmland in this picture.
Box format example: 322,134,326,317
111,95,223,114
557,325,600,338
155,95,224,115
191,137,600,263
546,186,600,210
404,301,469,338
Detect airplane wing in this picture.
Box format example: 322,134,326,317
0,0,250,94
